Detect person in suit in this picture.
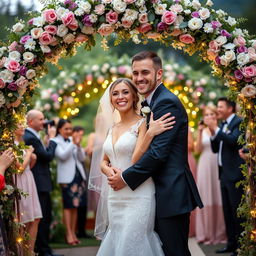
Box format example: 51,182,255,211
23,110,61,256
206,97,245,256
52,120,87,245
108,51,203,256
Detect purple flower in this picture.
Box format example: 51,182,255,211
191,12,200,18
64,0,72,5
69,2,78,10
82,15,93,27
234,70,243,80
51,93,59,102
7,82,18,91
196,87,204,92
19,66,28,76
28,18,34,25
221,30,231,38
211,21,222,29
244,77,252,83
157,22,169,32
215,56,221,65
237,45,248,53
20,35,32,44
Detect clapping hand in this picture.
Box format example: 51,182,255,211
0,149,15,171
108,168,126,191
204,116,218,136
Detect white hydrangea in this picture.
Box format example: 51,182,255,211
89,14,98,23
203,23,213,33
188,17,203,31
226,16,236,26
74,8,85,16
216,9,227,18
233,28,244,37
184,9,191,15
9,51,21,62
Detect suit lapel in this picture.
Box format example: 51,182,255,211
150,83,165,109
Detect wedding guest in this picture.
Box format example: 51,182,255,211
195,106,226,244
72,126,91,239
14,123,42,255
0,149,14,256
206,98,245,256
53,120,87,245
23,110,60,256
188,128,197,237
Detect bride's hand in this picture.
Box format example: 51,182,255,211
148,112,175,136
101,161,115,177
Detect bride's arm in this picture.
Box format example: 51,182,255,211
132,113,175,164
101,154,115,177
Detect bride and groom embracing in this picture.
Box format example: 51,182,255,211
89,51,203,256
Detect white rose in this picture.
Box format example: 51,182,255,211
220,50,235,66
191,0,201,10
33,16,45,27
226,16,236,26
233,28,244,37
170,4,183,13
57,24,68,37
139,6,147,13
24,38,36,51
0,70,15,83
203,23,213,33
209,91,217,99
0,92,5,108
141,106,151,116
183,0,192,7
110,67,117,74
26,69,36,79
81,26,95,35
223,43,236,50
206,0,213,7
23,52,34,63
184,9,191,15
63,34,75,44
124,9,138,21
113,0,127,13
135,0,144,7
9,51,21,61
237,53,250,66
56,7,69,20
12,22,25,32
40,44,51,53
79,1,91,13
74,8,85,16
154,3,167,15
188,18,203,31
31,27,44,39
215,36,227,46
199,8,210,20
241,84,256,98
89,14,98,23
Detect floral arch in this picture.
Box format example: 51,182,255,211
0,0,255,254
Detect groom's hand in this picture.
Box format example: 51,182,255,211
108,168,126,191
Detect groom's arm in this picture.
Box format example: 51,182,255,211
122,98,183,190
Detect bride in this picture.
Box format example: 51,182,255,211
90,78,175,256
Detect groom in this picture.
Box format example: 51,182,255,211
108,51,203,256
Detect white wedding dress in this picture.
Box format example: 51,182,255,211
96,119,164,256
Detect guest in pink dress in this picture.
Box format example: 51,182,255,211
14,124,42,255
188,128,197,237
195,106,226,244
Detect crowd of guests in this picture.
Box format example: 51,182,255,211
0,96,248,256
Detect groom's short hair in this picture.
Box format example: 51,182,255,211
132,51,162,70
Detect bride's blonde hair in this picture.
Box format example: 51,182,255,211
109,78,140,110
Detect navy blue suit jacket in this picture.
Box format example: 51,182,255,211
122,84,203,218
210,115,245,182
23,129,57,192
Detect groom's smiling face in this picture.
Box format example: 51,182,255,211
132,58,163,98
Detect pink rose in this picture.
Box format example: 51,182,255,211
5,59,20,72
43,9,57,23
208,40,220,52
98,24,114,36
8,41,18,52
75,34,89,42
138,13,148,24
44,25,57,35
94,4,105,15
121,19,133,28
124,0,136,3
62,12,75,27
0,78,5,88
0,57,7,68
248,47,256,61
161,11,177,25
16,76,28,89
179,34,195,44
242,65,256,78
106,11,118,25
138,23,152,34
233,36,246,46
39,32,53,45
68,19,79,31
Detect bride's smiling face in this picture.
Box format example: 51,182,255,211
110,82,135,112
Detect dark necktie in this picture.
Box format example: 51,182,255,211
64,138,70,142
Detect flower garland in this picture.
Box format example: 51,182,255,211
0,0,255,254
